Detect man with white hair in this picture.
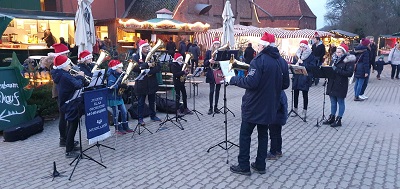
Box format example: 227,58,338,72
227,32,289,175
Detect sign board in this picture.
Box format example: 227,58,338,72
0,52,36,131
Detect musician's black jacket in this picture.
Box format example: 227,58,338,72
78,62,94,77
132,52,161,95
170,61,186,86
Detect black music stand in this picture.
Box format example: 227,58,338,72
310,66,336,128
207,81,239,164
190,77,203,121
288,66,307,122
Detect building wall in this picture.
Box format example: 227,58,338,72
0,0,41,10
56,0,125,20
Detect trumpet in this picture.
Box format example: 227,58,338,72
92,49,111,72
69,67,91,83
118,60,138,95
180,52,193,82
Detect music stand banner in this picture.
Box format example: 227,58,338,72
84,88,111,145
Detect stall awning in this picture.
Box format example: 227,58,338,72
0,14,13,36
329,30,359,39
0,8,75,20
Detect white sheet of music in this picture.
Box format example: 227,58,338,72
219,61,236,77
88,69,105,87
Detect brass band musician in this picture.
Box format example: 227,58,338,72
170,53,193,116
77,50,95,77
203,38,222,115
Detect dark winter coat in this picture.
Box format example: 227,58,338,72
312,42,326,65
271,91,289,125
51,69,85,121
291,53,316,91
230,45,289,125
106,69,124,103
188,44,200,60
326,54,355,98
132,53,161,95
166,40,176,56
374,60,385,71
78,63,94,77
353,45,370,78
244,46,255,64
203,50,218,84
179,41,186,56
369,43,378,65
170,61,186,86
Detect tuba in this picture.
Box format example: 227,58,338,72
180,52,193,82
118,60,138,95
92,49,111,72
144,39,164,76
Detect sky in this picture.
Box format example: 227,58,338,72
304,0,328,29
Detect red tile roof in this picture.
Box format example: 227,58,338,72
156,8,173,15
255,0,316,18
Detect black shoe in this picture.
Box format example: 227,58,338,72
354,97,364,101
331,116,342,127
250,162,266,174
214,107,220,114
322,114,335,125
207,108,213,115
65,151,80,158
230,165,251,176
60,140,79,147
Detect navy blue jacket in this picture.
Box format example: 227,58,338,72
353,45,370,78
230,46,289,125
132,53,161,95
78,63,94,77
179,41,186,56
326,54,355,98
170,61,186,86
203,50,218,84
106,69,123,101
51,69,85,120
291,54,316,91
271,91,289,125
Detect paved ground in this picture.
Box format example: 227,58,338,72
1,65,399,189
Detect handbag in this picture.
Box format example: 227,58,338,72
213,69,224,84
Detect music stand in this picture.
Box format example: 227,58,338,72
207,61,239,164
189,77,203,121
310,66,336,128
288,66,307,122
87,69,105,88
68,89,107,180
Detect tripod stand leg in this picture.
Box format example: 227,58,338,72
68,154,82,180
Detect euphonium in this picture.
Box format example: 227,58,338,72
144,39,164,77
180,52,193,82
92,49,111,72
118,60,138,95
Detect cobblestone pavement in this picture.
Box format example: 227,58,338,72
1,65,400,189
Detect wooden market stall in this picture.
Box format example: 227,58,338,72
378,33,400,55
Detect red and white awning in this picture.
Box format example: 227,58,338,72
281,29,334,38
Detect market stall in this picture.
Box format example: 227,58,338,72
0,8,75,65
378,33,400,55
328,30,359,49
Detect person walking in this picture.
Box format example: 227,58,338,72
388,44,400,79
374,55,386,80
353,38,371,101
323,43,355,127
228,32,288,175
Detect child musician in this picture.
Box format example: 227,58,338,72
170,53,193,116
77,50,94,77
106,60,133,135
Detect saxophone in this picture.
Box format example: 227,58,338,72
117,60,138,95
180,52,193,82
144,39,164,76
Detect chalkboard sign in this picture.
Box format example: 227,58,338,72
0,52,36,131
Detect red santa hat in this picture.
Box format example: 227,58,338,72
53,55,71,69
108,59,123,70
78,50,93,62
48,43,70,57
259,32,275,47
314,32,320,38
299,40,308,47
337,43,349,53
138,39,149,60
173,53,183,62
212,37,220,45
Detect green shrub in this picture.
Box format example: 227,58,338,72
27,83,58,117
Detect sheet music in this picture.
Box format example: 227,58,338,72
65,88,83,104
135,69,150,81
88,69,105,87
219,61,236,77
290,65,308,76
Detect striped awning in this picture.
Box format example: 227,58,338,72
281,29,333,38
238,27,289,38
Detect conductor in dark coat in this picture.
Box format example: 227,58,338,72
228,33,287,175
132,40,161,126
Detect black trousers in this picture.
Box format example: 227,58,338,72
391,64,400,78
66,119,79,152
209,83,221,109
175,84,188,110
190,59,199,74
294,90,308,110
268,124,282,154
59,106,67,141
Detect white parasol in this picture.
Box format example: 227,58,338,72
221,0,235,49
75,0,95,55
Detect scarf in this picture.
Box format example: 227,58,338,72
296,47,312,61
